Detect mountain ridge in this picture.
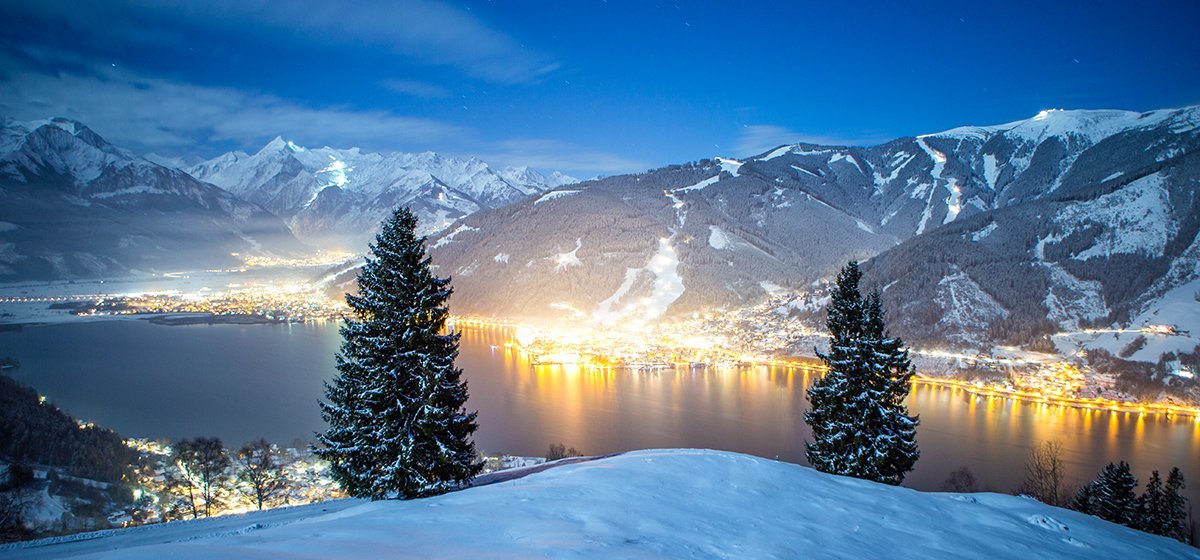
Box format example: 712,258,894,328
187,139,578,249
0,117,305,280
429,104,1200,365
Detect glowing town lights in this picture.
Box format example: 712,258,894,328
491,314,1200,421
234,251,358,268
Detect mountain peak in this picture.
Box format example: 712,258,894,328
259,136,303,155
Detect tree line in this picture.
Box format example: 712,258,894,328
949,440,1193,545
0,371,137,485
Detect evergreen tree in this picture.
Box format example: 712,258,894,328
1093,461,1138,526
1070,481,1097,515
316,207,482,499
860,293,920,483
1135,470,1166,535
1163,467,1189,542
805,262,919,485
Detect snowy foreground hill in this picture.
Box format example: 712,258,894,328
3,450,1192,559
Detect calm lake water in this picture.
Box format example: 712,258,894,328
2,320,1197,502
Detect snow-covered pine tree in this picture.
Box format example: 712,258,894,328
805,262,919,485
316,207,482,499
1163,467,1189,542
860,293,919,484
806,262,867,478
1135,470,1166,535
1093,461,1138,526
1070,481,1097,515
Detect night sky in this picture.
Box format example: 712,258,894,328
2,0,1197,177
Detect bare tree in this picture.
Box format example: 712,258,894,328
174,437,231,517
546,442,582,461
1017,440,1071,506
236,439,289,510
942,465,979,493
0,463,35,542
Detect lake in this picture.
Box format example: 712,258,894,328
2,319,1197,502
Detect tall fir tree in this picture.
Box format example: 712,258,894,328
316,207,482,499
1093,461,1138,526
805,262,919,485
860,293,920,483
1163,467,1189,542
1135,470,1166,535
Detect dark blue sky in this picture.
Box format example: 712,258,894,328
1,0,1197,176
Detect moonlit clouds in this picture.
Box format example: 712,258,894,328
0,45,641,177
0,52,471,154
4,0,558,85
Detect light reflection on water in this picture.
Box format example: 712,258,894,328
460,325,1198,501
3,320,1196,502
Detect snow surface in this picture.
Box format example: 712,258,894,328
675,175,720,193
708,225,730,249
534,189,581,205
791,164,819,178
983,153,1000,189
430,223,477,249
1065,277,1200,362
1043,265,1109,328
6,449,1193,560
716,157,743,177
553,238,583,272
592,238,685,325
1053,173,1175,260
1122,276,1200,360
971,223,998,242
936,271,1010,337
758,145,793,161
927,106,1193,145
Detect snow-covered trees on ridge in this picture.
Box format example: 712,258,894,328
1071,461,1190,542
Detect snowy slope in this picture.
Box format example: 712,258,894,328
864,105,1200,352
4,450,1192,559
188,139,578,249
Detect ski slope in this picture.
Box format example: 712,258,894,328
2,450,1192,559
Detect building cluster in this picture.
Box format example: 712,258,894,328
70,286,349,323
118,439,345,526
232,251,358,269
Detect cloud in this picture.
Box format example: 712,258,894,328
381,79,452,99
0,51,471,155
478,138,651,178
733,124,891,157
0,48,642,178
4,0,558,84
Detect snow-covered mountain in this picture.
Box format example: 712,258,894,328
6,450,1193,559
187,140,577,250
0,117,305,280
430,106,1199,357
860,106,1200,354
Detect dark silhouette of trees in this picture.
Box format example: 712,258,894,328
235,439,289,510
174,437,230,518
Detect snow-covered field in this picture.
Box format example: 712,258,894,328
3,449,1192,559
